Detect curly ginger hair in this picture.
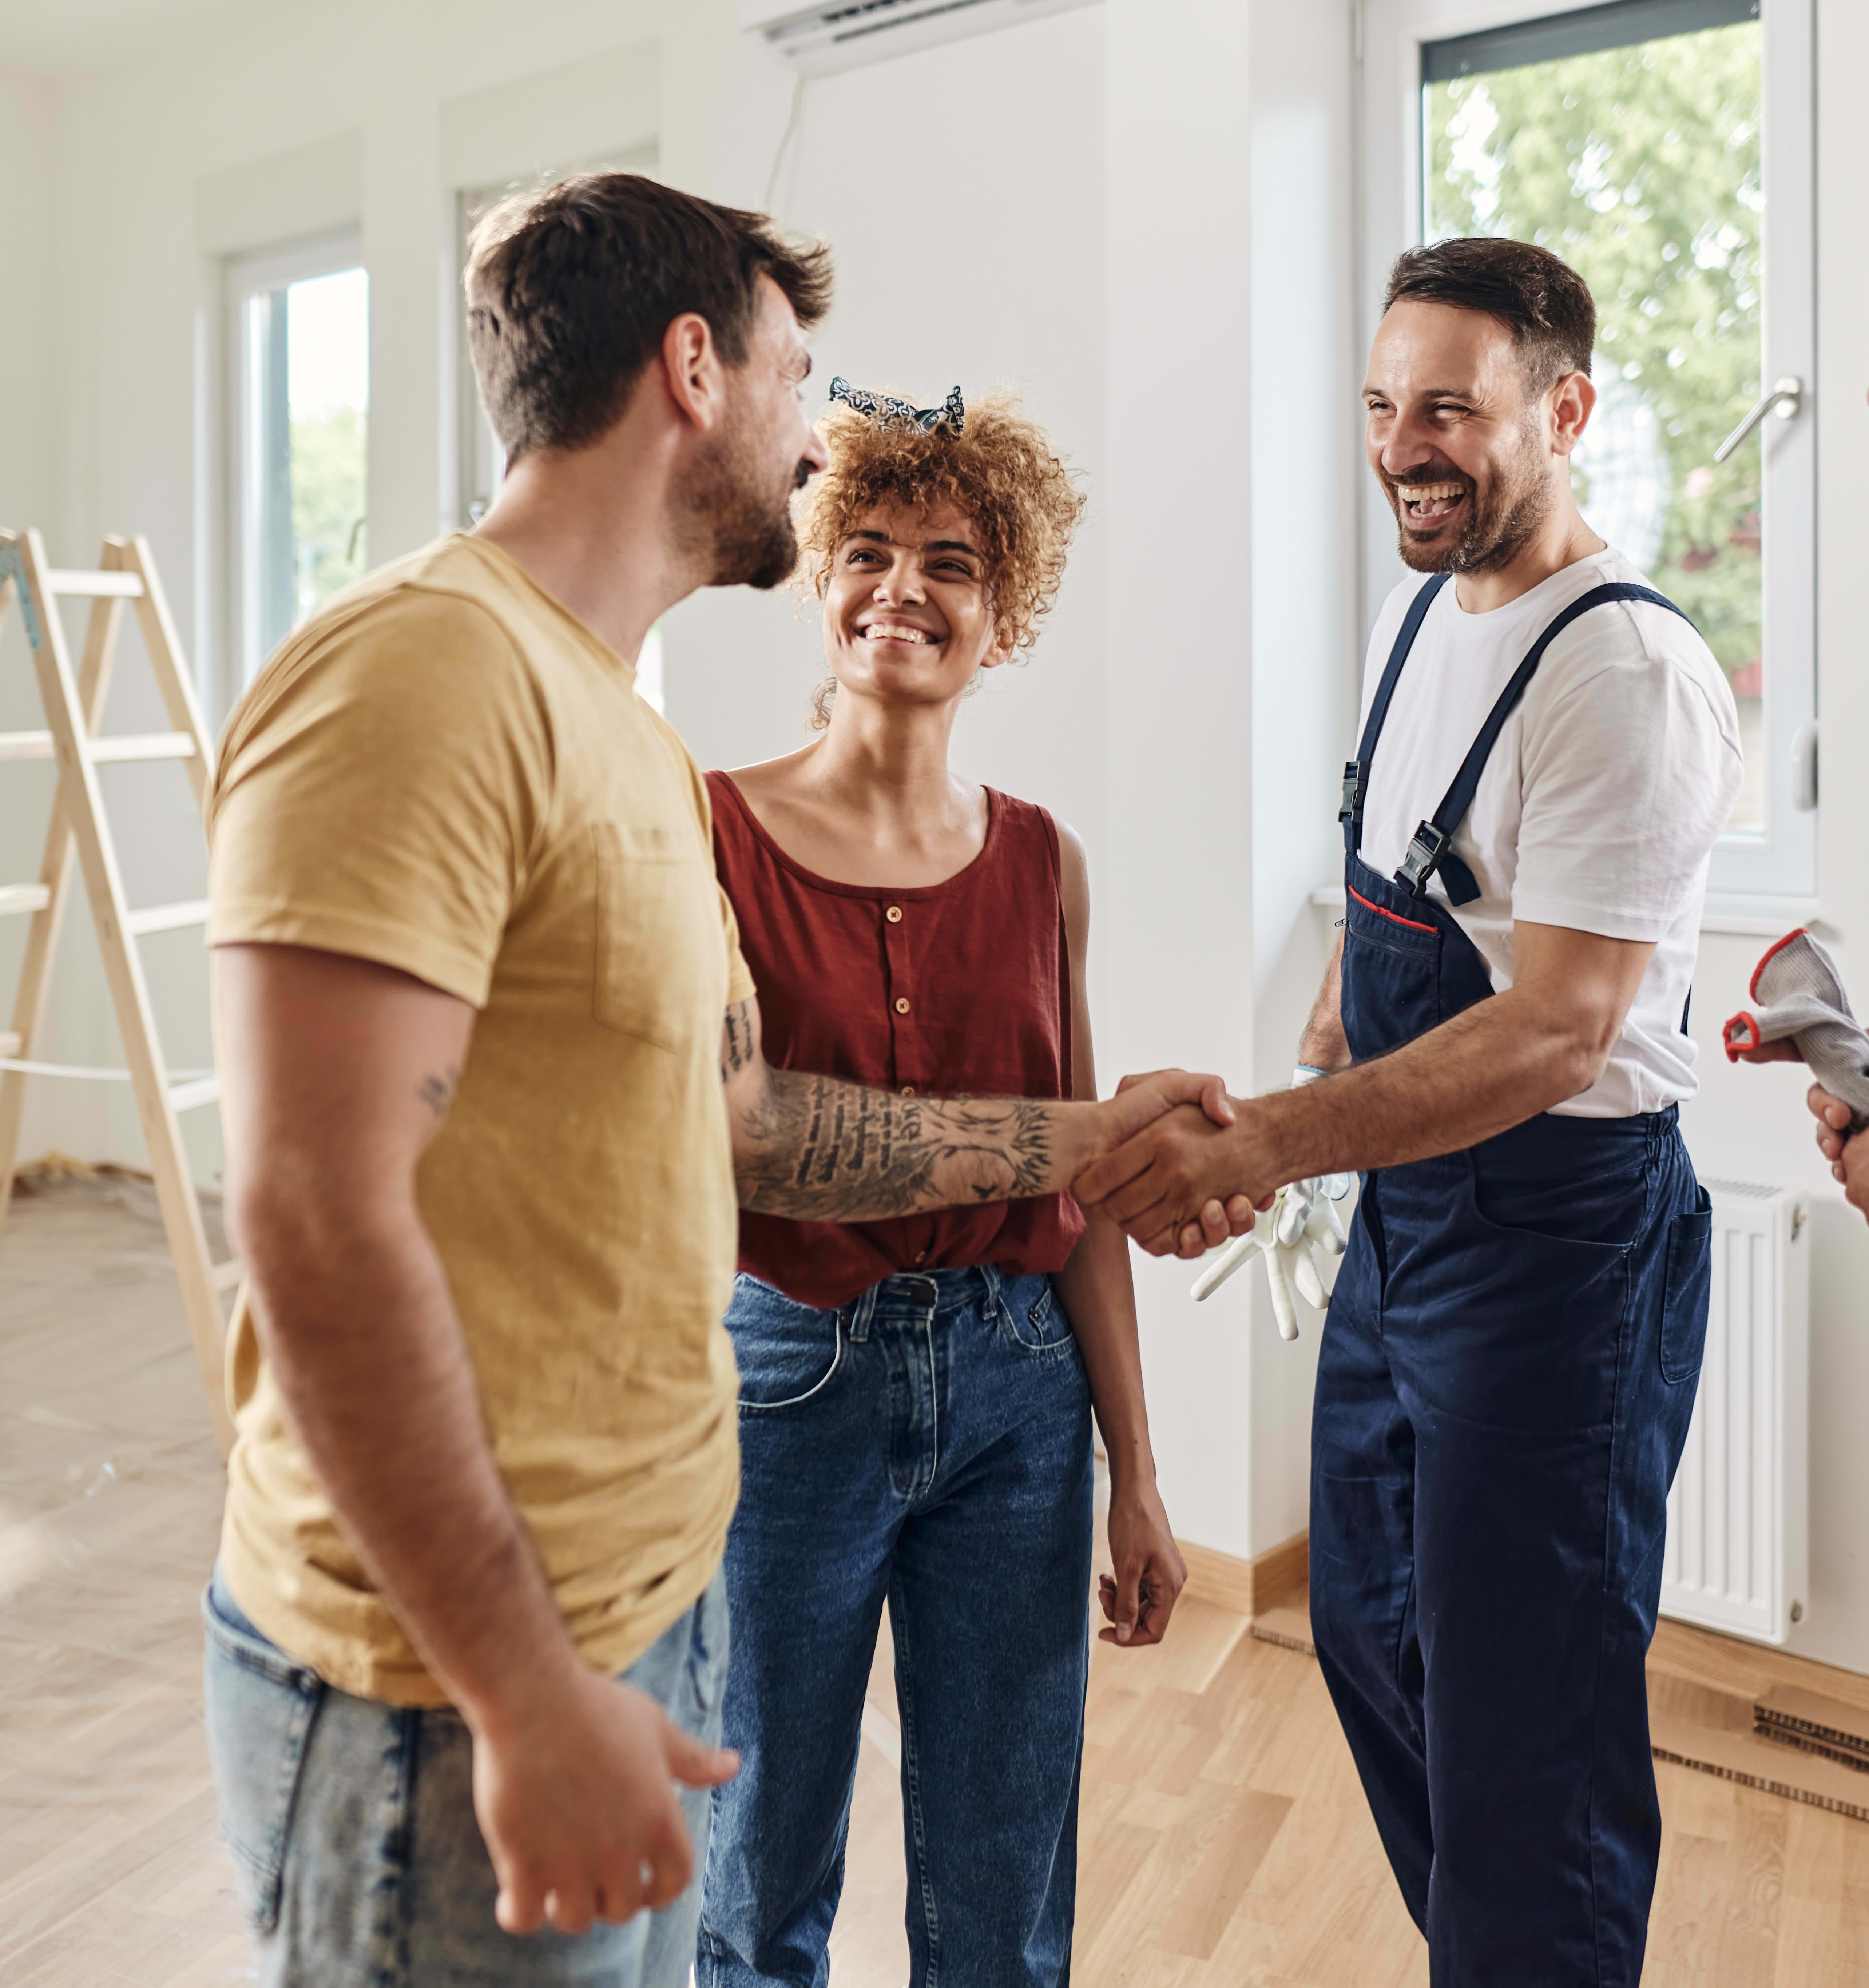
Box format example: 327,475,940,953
798,390,1086,729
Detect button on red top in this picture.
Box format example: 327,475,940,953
707,773,1082,1309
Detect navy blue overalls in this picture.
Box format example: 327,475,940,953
1311,572,1716,1986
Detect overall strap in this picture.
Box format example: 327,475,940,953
1396,582,1695,904
1341,572,1452,858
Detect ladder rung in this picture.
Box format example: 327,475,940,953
86,732,196,764
0,883,52,918
168,1075,221,1113
124,898,210,937
212,1257,244,1293
0,730,197,764
45,568,145,599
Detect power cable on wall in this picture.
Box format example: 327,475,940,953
764,70,809,216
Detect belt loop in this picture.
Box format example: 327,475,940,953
846,1285,878,1344
978,1262,1002,1315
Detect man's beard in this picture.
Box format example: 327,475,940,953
1388,430,1552,577
679,409,801,592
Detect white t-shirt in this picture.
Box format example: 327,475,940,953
1355,547,1743,1118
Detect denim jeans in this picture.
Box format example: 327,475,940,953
201,1563,729,1987
695,1265,1095,1988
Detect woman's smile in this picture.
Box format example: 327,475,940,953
856,617,943,648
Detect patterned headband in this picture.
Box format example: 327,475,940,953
828,375,966,438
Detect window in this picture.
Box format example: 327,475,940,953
455,188,508,533
229,236,369,682
1365,0,1814,912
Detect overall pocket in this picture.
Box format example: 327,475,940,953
1418,1160,1638,1432
1659,1188,1715,1384
729,1276,843,1411
201,1580,324,1934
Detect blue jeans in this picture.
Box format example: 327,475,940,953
695,1265,1095,1988
202,1563,729,1987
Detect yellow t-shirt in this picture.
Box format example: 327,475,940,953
207,534,754,1706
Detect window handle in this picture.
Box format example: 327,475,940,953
1714,375,1804,464
1792,721,1818,814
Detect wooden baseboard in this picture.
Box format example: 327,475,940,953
1177,1528,1308,1619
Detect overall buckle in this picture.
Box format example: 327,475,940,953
1338,759,1367,825
1397,822,1450,899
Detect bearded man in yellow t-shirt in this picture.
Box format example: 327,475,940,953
201,171,1223,1987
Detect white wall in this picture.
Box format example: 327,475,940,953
1244,0,1360,1554
0,72,67,1162
5,0,1866,1664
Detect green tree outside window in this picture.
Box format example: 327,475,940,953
1425,20,1765,829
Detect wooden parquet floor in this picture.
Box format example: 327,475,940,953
3,1177,1866,1985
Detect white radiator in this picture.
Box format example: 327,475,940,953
1660,1179,1810,1646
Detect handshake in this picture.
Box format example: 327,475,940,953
1068,1063,1321,1242
1074,1065,1352,1344
1072,1064,1349,1333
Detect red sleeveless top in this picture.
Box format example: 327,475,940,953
707,772,1085,1309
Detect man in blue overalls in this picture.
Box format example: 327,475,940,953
1078,237,1744,1982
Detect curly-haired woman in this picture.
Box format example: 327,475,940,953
694,384,1186,1988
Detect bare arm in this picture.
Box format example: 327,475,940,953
1048,826,1186,1647
217,943,734,1939
722,990,1226,1220
1076,920,1656,1251
1298,931,1350,1073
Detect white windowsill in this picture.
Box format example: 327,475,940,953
1307,885,1830,942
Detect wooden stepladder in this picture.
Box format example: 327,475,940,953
0,529,237,1455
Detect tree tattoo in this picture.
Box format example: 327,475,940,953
719,998,1062,1219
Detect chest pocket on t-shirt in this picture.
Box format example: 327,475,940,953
591,822,719,1053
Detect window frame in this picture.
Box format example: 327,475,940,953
225,229,367,692
1358,0,1816,925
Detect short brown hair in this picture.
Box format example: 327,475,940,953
1384,237,1595,394
799,393,1085,727
464,172,833,460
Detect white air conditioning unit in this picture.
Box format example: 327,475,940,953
738,0,1097,76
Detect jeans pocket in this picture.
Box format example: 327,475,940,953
685,1569,731,1725
729,1276,842,1411
1659,1189,1714,1384
999,1275,1075,1355
201,1579,324,1934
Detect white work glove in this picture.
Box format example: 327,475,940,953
1187,1065,1352,1338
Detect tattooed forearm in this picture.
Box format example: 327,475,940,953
735,1069,1064,1220
720,998,756,1085
416,1066,461,1122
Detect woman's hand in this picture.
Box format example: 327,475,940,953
1098,1476,1186,1648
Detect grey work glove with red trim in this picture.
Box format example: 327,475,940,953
1724,927,1869,1132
